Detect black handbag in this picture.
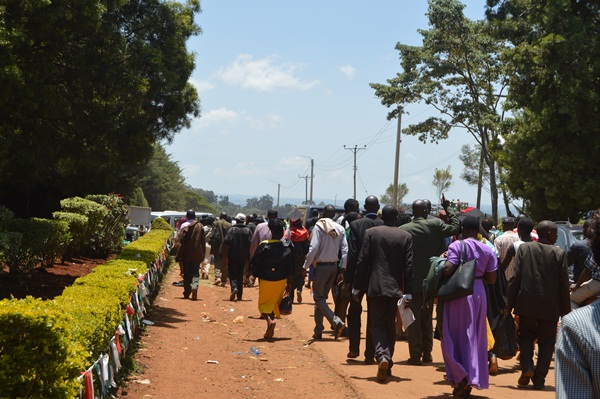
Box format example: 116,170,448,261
436,240,476,301
279,290,293,315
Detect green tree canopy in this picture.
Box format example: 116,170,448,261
370,0,510,223
432,166,453,207
381,183,409,206
0,0,201,217
487,0,600,220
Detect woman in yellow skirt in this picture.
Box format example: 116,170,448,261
250,218,293,339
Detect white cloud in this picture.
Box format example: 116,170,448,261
190,77,215,92
197,107,238,130
214,54,319,92
339,65,356,80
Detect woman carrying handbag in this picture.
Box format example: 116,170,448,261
439,216,498,397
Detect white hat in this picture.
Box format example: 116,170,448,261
235,213,246,222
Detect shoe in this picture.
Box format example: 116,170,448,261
533,383,544,390
347,351,359,359
213,279,222,286
334,322,345,340
312,333,322,340
518,368,534,386
364,358,375,365
183,294,189,299
230,289,238,301
377,359,389,383
191,289,198,301
340,327,349,337
297,291,303,304
422,354,433,363
407,357,422,366
489,354,498,376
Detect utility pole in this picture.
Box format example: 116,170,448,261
299,174,309,204
392,107,402,207
270,180,280,212
309,158,314,205
298,155,314,204
344,144,366,200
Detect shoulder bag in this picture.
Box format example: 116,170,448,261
436,240,477,302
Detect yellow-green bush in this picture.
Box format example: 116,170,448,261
56,259,143,363
0,221,172,398
0,297,84,398
119,226,173,264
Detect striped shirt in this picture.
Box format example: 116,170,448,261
555,299,600,398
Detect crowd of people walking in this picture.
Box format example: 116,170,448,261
171,199,600,398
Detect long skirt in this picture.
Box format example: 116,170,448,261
441,280,489,390
258,279,287,319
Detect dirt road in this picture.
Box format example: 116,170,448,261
116,266,556,399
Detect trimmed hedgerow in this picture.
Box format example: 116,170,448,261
0,220,171,398
0,297,84,399
56,259,143,363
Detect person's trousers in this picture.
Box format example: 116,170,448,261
201,244,211,275
368,296,399,368
289,272,304,302
229,260,245,300
214,254,228,283
407,291,433,360
348,292,374,359
517,315,558,386
570,278,600,309
182,261,200,297
313,264,343,335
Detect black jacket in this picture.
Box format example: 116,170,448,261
354,224,413,297
250,240,294,281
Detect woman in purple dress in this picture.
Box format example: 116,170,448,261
441,216,498,397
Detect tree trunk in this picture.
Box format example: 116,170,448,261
476,150,484,209
488,159,499,224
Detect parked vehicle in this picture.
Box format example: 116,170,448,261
287,205,346,227
554,221,584,252
150,211,215,230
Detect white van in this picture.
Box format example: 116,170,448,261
150,211,215,230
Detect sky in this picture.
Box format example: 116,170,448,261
164,0,490,208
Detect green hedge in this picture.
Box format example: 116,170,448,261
0,297,83,398
56,259,144,364
0,221,172,398
53,211,89,259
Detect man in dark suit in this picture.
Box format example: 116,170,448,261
343,195,383,362
508,220,571,390
400,197,459,364
353,205,413,383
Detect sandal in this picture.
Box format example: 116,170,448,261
452,378,471,397
264,318,276,339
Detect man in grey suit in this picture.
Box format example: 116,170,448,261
353,205,413,383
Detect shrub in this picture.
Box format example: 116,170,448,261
53,211,89,259
58,197,107,256
0,297,84,399
30,218,71,267
151,216,173,231
56,259,142,363
0,205,14,232
0,232,31,275
86,194,129,257
120,227,173,265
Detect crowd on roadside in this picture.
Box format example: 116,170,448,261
169,198,600,398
